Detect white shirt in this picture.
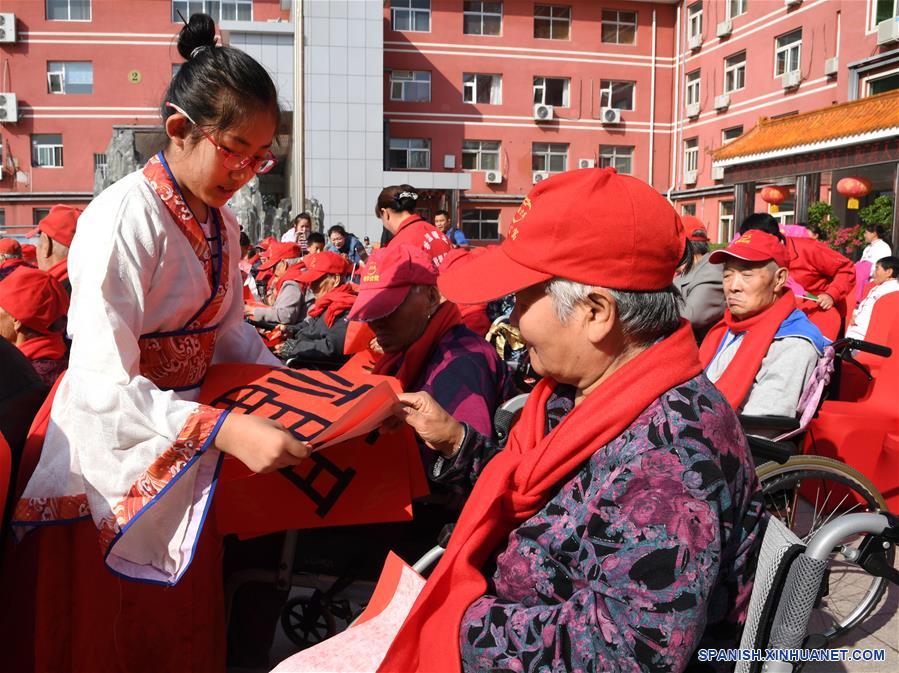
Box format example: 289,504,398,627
846,278,899,340
861,239,892,277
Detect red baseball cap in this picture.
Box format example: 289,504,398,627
438,168,686,303
348,245,437,322
0,266,69,334
709,230,787,268
258,241,303,271
291,251,351,284
27,205,82,247
0,238,22,256
682,215,709,242
20,244,38,264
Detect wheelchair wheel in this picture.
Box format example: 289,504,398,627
756,455,892,643
280,593,337,649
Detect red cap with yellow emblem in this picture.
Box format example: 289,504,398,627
348,244,437,321
291,251,351,284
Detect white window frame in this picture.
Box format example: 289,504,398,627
388,138,430,170
463,73,502,104
534,4,571,40
727,0,747,20
461,209,501,241
682,203,697,216
685,70,701,106
601,9,638,45
599,80,635,111
684,137,699,174
724,52,746,93
719,199,735,242
599,145,634,175
46,0,91,21
721,125,743,144
32,134,64,168
532,142,568,173
865,66,899,96
774,29,802,77
47,61,93,95
389,70,431,102
171,1,252,23
688,2,702,40
462,140,501,171
93,152,108,182
533,76,570,107
874,0,899,29
391,0,431,33
463,1,503,36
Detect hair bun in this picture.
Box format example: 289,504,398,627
177,13,217,61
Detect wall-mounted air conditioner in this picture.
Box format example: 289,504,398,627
578,158,595,169
484,170,503,184
0,14,16,44
877,18,899,45
782,71,801,89
714,94,730,110
684,170,698,185
600,107,621,125
532,171,549,184
533,104,554,121
688,34,703,51
0,93,18,123
711,165,725,181
686,102,701,119
785,0,802,7
716,20,732,38
824,57,839,77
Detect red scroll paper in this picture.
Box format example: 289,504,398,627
198,364,428,538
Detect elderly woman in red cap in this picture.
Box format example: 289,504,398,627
246,241,309,325
28,204,81,293
377,169,765,673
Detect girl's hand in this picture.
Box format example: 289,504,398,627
214,413,310,473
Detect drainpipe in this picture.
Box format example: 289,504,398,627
666,3,683,201
292,1,305,219
648,9,657,186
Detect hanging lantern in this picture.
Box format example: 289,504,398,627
760,185,790,214
836,176,872,210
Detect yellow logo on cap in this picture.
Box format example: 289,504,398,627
735,234,753,245
510,227,520,240
512,197,532,225
362,262,379,283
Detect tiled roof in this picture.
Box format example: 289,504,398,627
713,89,899,163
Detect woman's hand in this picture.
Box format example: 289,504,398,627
395,391,465,458
214,413,311,473
816,292,835,310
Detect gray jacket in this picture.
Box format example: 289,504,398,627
675,253,726,342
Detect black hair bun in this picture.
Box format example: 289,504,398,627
395,186,419,212
177,13,217,61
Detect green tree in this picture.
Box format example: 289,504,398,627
859,195,893,234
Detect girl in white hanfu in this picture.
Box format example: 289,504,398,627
2,13,309,673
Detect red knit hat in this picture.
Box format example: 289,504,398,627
258,241,303,271
290,251,351,284
348,245,437,321
0,267,69,334
27,205,82,247
438,168,686,303
709,230,788,268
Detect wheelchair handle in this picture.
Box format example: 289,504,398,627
804,513,893,560
833,338,892,358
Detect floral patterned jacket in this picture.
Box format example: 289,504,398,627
436,374,767,673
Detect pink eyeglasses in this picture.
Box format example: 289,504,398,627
165,101,277,174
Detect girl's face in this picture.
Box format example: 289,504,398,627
170,108,276,217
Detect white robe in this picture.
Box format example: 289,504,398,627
15,169,280,585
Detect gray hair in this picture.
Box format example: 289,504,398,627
282,257,303,267
545,278,683,346
0,252,21,261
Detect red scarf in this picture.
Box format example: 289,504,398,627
306,284,358,328
699,291,796,409
372,301,463,389
378,321,701,673
47,259,69,286
18,333,66,361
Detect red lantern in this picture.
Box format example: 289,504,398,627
760,185,790,214
836,177,872,210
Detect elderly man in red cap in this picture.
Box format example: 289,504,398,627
371,168,764,673
28,205,81,293
675,216,726,342
0,266,70,385
246,241,309,325
0,238,27,282
699,230,829,419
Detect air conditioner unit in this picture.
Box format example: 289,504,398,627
601,107,621,125
0,14,16,44
533,104,554,121
686,102,701,119
688,34,703,51
785,0,802,7
714,94,730,110
824,57,839,77
484,169,503,184
0,93,18,123
532,171,549,184
711,165,725,181
716,20,732,38
782,71,801,89
684,170,698,185
877,18,899,45
578,158,595,169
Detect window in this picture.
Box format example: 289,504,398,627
172,63,181,78
33,208,51,225
390,70,431,102
774,29,802,77
722,125,743,143
684,137,699,174
461,209,501,240
463,73,502,104
599,80,635,111
719,200,735,241
94,153,108,182
867,70,899,96
388,138,430,170
685,70,701,106
599,145,633,175
32,134,64,168
391,0,431,32
601,10,637,45
46,0,90,21
876,0,899,25
47,61,93,94
533,76,569,107
171,1,251,23
534,5,571,40
682,203,697,216
688,2,702,40
464,1,502,36
462,140,501,171
532,142,568,173
727,0,747,19
0,209,5,229
724,52,746,93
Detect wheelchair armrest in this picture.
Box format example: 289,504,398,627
738,414,801,432
246,318,280,330
746,435,795,465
